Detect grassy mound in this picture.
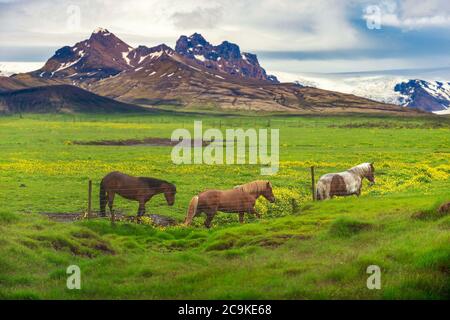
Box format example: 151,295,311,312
329,218,373,238
0,113,448,299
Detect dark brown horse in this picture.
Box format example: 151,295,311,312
99,171,176,220
184,181,275,228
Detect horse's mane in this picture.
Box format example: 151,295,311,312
235,180,270,194
139,177,175,191
348,163,373,177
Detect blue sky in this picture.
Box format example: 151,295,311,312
1,0,450,75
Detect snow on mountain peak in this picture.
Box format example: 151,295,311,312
93,27,110,35
395,79,450,112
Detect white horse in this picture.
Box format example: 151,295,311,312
316,163,375,200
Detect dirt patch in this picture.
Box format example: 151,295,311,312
438,201,450,215
254,234,312,248
72,137,212,147
412,202,450,220
329,218,373,238
41,212,83,222
147,214,178,227
32,233,116,257
41,211,178,227
92,242,116,255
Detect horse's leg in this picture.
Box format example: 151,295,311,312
204,214,214,228
204,207,216,229
108,192,115,223
136,200,146,223
248,206,261,219
239,213,245,223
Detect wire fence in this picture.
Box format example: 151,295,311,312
1,163,428,222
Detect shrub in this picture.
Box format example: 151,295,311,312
255,188,303,218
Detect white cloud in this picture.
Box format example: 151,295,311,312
362,0,450,29
0,0,368,51
2,0,450,74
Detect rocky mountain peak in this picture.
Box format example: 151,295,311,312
30,29,279,87
126,43,175,67
187,33,208,46
217,41,241,60
175,33,278,83
92,27,110,34
34,28,133,83
88,28,131,50
394,79,450,112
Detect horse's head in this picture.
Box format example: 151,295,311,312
365,163,375,185
262,181,276,203
163,183,176,206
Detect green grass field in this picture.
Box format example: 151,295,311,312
0,113,449,299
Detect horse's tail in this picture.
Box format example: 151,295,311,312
184,196,199,226
99,179,107,217
316,188,322,201
315,179,325,201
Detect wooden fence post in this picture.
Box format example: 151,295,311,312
311,166,316,201
88,179,92,218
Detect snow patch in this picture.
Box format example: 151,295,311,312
276,71,411,106
421,81,450,101
54,56,83,73
139,50,164,64
93,27,110,35
0,61,44,76
433,108,450,115
188,65,202,72
194,55,206,62
122,48,133,66
150,51,163,59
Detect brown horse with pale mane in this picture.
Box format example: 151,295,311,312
184,181,275,228
99,171,176,220
234,180,276,223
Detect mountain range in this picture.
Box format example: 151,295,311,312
0,28,423,115
395,80,450,113
28,27,278,86
286,72,450,114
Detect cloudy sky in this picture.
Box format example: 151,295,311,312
1,0,450,77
